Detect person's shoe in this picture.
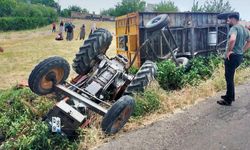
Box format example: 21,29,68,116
221,95,235,101
217,100,232,106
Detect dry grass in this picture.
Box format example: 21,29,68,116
0,19,116,89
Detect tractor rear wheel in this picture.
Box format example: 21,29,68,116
101,95,135,134
124,60,157,95
72,28,112,75
28,56,70,95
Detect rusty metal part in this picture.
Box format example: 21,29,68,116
40,68,64,90
111,106,132,131
55,84,108,116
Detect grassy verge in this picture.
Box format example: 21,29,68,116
1,56,250,149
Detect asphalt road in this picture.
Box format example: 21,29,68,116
95,82,250,150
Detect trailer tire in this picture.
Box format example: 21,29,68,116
0,133,5,143
101,95,135,134
176,57,189,67
124,61,157,95
28,56,70,95
145,14,168,32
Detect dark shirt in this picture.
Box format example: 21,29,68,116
66,25,73,33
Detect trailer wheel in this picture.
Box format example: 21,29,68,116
124,60,157,95
73,29,112,75
28,56,70,95
101,95,135,134
0,133,5,143
176,57,189,67
145,14,169,32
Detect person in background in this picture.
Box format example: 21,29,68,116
65,21,75,41
89,22,97,35
79,23,86,40
64,19,69,32
217,13,250,106
55,21,64,41
0,47,4,52
52,22,56,32
246,25,250,31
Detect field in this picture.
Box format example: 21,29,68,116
0,19,116,89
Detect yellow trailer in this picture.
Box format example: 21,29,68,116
115,12,229,68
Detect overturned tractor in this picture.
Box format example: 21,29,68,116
28,28,157,137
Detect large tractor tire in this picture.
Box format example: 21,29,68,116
73,28,112,75
145,14,169,32
124,60,157,95
28,56,70,95
101,95,135,134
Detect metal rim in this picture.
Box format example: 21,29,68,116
111,106,132,132
152,17,161,24
40,68,64,90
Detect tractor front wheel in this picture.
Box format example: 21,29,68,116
28,56,70,95
101,95,135,134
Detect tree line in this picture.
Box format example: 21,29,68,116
59,0,234,17
99,0,234,17
0,0,58,31
0,0,234,31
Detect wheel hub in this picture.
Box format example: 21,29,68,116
40,68,64,90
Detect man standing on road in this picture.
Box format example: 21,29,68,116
217,13,250,106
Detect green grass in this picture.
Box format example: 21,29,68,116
0,88,81,149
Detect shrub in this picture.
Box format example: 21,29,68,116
128,66,139,75
157,60,185,90
0,0,58,31
133,90,161,117
0,17,56,31
0,88,79,149
0,0,17,17
156,55,223,90
240,48,250,69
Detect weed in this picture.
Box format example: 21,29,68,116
133,90,161,118
0,88,79,149
128,66,139,75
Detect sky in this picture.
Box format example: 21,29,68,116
57,0,250,21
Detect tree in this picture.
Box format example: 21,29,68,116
191,0,234,13
100,0,146,17
30,0,57,8
60,9,71,18
153,0,178,12
191,0,203,12
60,6,89,17
100,8,116,16
0,0,17,17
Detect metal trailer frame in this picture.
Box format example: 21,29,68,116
115,12,229,68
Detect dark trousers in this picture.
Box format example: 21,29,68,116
224,53,243,102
